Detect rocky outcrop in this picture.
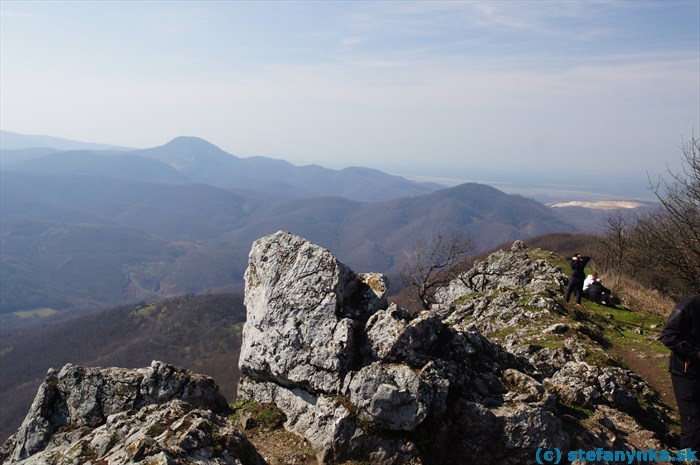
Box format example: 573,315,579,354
3,232,676,465
240,230,387,395
238,232,675,464
0,361,264,465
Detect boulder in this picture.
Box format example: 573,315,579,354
0,361,262,465
240,230,388,394
343,362,433,431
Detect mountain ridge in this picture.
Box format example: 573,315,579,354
0,171,572,311
0,130,133,151
1,145,576,314
1,133,443,202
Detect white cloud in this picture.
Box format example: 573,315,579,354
340,36,366,50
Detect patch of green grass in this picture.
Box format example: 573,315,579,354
619,329,647,341
649,340,671,355
556,400,594,419
451,290,494,307
530,249,567,268
488,324,520,340
229,400,286,430
210,430,226,456
588,303,664,330
230,398,253,411
571,301,669,356
146,422,166,437
584,349,626,368
536,337,567,350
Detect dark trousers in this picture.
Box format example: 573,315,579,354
565,278,584,304
672,374,700,451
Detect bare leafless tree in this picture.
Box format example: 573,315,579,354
628,136,700,296
598,209,631,289
399,233,473,310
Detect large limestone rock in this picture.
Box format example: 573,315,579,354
240,230,388,394
0,361,264,465
237,232,675,464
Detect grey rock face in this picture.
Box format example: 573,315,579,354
0,361,262,465
240,230,388,394
238,234,674,464
4,400,263,465
343,362,433,431
543,361,648,412
435,240,567,306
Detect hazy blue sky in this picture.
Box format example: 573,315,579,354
1,1,698,181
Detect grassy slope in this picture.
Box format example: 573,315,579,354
474,248,677,434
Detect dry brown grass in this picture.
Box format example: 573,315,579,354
610,274,676,318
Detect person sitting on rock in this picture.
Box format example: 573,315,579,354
583,272,599,298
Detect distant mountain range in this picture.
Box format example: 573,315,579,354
0,131,577,314
0,130,132,152
1,132,442,202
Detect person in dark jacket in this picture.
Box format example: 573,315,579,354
659,294,700,454
587,279,613,306
564,253,590,304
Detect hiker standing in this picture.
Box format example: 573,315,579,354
564,253,590,304
660,294,700,455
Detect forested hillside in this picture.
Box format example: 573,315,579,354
0,293,246,442
1,141,576,316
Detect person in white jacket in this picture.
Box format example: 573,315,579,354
583,272,599,293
